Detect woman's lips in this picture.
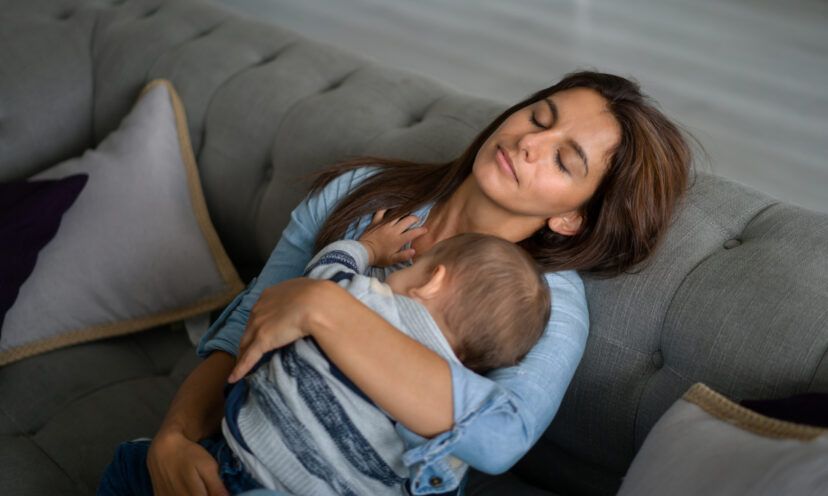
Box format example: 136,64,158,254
497,146,518,184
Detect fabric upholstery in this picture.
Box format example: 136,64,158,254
0,0,97,181
0,0,826,495
0,0,501,282
0,325,197,494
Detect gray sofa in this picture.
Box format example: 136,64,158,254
1,0,826,495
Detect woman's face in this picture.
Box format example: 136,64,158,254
472,87,621,235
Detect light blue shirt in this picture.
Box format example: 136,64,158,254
197,166,590,495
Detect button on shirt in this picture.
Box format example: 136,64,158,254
197,166,590,495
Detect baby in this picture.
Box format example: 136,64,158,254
220,214,552,495
98,212,551,496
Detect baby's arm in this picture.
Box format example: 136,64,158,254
357,209,427,267
303,209,426,280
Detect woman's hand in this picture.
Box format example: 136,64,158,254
147,430,229,496
143,351,235,495
228,278,329,383
229,275,453,436
359,209,427,266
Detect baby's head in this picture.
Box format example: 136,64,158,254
386,233,551,373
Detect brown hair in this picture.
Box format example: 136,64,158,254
421,233,550,373
309,70,693,277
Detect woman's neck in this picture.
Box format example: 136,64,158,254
424,176,545,245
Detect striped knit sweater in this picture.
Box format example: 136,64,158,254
221,240,463,495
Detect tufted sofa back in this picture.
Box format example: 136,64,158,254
1,0,501,282
2,1,826,495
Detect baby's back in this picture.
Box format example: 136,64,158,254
228,338,409,496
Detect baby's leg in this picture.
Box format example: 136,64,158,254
97,438,155,496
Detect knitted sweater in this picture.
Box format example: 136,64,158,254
221,240,463,495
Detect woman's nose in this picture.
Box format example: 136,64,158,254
518,128,559,163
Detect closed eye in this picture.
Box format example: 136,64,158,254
530,112,545,129
556,151,569,175
531,111,570,174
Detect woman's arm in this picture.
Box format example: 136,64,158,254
311,284,454,435
230,277,454,436
401,270,589,474
147,351,234,496
148,167,380,494
231,268,589,491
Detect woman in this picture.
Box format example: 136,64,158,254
147,71,692,495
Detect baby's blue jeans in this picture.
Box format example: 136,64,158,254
97,433,263,495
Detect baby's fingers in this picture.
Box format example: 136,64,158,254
402,226,428,243
392,248,417,264
394,214,420,230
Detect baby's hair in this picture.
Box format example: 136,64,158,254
422,233,551,373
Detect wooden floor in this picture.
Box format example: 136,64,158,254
220,0,828,213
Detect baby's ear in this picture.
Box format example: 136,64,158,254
412,264,447,300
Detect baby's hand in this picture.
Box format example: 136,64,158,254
359,209,428,266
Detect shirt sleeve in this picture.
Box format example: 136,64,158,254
303,239,371,280
196,167,380,358
395,269,589,493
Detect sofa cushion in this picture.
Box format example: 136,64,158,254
0,435,81,495
0,325,198,495
0,79,243,365
617,383,828,496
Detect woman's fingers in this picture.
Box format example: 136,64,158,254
183,468,209,496
228,343,261,383
227,279,331,382
195,460,230,496
148,431,226,496
237,327,254,357
230,322,258,382
392,249,417,264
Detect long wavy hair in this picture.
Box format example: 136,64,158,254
308,70,694,277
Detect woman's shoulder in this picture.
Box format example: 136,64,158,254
543,269,589,338
324,165,383,195
307,165,383,215
543,269,585,295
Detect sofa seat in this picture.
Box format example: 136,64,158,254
0,326,198,494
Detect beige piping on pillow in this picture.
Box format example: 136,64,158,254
685,383,827,441
4,292,238,363
140,79,243,289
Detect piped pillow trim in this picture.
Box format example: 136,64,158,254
684,383,826,441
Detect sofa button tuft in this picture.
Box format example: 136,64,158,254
651,350,664,369
723,238,741,249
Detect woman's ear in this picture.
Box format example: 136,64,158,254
410,264,447,300
547,212,583,236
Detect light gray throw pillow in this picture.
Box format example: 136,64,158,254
0,79,244,365
618,383,828,496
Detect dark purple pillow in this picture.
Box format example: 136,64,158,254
0,174,88,334
741,393,828,428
